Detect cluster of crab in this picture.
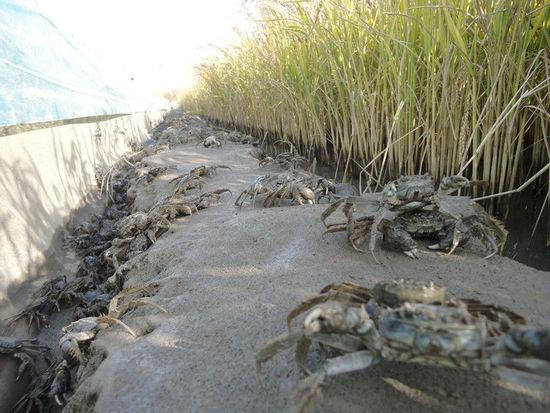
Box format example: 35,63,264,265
3,143,177,411
3,285,166,411
236,152,357,208
322,174,507,260
152,110,257,148
258,278,550,413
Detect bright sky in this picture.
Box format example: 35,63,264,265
27,0,254,96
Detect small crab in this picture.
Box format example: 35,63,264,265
314,178,337,203
103,237,134,270
14,359,72,411
257,279,549,413
195,189,232,210
134,165,175,186
200,135,224,148
235,175,273,207
59,286,166,364
116,210,171,243
49,360,71,405
0,336,50,380
263,174,316,207
73,290,114,320
169,164,230,196
7,276,87,330
259,152,306,170
236,171,338,208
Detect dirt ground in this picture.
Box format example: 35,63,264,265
54,137,550,413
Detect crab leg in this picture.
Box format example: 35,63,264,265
320,198,347,227
256,331,305,372
289,351,376,413
480,227,499,259
495,364,550,394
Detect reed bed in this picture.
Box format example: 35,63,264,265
184,0,550,196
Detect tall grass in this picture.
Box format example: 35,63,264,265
185,0,550,195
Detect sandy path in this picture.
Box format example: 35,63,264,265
65,140,550,413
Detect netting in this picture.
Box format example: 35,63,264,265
0,0,146,126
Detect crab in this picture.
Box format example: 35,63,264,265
151,196,199,218
169,164,230,196
103,237,134,270
73,289,114,320
263,173,316,207
0,336,50,380
134,165,175,186
200,135,224,148
235,175,273,207
195,189,232,210
151,188,231,220
7,276,87,330
236,171,340,208
259,152,306,170
116,210,171,243
257,279,549,413
322,174,505,260
314,178,337,203
59,286,166,364
14,359,72,412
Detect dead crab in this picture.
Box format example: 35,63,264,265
0,336,50,380
322,174,505,260
59,286,166,364
257,279,549,413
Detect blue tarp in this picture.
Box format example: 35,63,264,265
0,0,149,126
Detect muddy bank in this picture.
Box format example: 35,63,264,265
47,114,549,412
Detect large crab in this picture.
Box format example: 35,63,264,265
257,279,550,413
0,336,50,380
322,174,505,260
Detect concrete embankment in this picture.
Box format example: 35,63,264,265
0,111,164,309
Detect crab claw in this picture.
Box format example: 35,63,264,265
447,224,464,256
403,248,419,259
481,228,499,259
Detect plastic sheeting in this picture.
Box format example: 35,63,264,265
0,0,150,126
